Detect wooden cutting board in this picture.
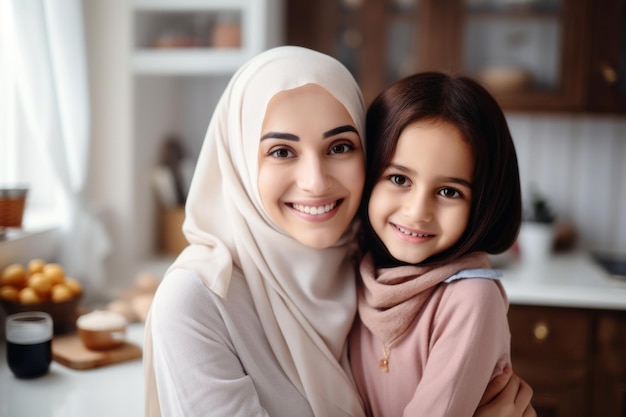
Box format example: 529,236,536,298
52,333,142,370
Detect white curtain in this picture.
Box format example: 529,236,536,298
7,0,110,289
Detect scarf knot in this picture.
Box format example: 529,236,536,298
358,252,492,345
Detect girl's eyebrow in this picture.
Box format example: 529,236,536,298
387,163,473,188
260,125,357,142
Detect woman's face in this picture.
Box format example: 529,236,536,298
258,84,365,249
368,119,474,264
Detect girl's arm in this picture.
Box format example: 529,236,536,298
475,367,537,417
402,279,511,417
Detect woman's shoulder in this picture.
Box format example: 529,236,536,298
152,267,256,320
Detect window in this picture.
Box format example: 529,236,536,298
0,0,63,231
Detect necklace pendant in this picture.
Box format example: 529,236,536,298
379,358,389,373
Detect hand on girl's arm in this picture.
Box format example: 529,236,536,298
475,367,537,417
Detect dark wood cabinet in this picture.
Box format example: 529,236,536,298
508,305,626,417
593,310,626,417
286,0,626,113
587,0,626,113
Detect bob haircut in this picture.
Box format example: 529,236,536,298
360,71,522,268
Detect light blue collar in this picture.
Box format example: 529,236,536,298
443,268,502,283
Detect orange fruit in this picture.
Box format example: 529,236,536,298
27,258,46,276
0,285,19,301
51,284,73,303
43,263,65,285
1,264,27,287
19,287,43,304
28,272,53,298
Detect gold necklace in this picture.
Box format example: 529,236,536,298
379,335,404,373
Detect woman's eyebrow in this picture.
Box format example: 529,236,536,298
323,125,358,138
260,132,299,141
260,125,357,142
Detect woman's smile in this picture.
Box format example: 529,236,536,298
258,84,364,249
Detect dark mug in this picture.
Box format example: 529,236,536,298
6,311,53,378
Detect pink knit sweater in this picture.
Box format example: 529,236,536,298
349,256,511,417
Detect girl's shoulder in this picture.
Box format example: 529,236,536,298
438,275,508,315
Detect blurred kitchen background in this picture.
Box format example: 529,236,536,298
1,1,626,415
2,0,623,287
80,0,626,287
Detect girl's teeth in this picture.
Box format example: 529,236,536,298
398,226,428,237
293,202,336,215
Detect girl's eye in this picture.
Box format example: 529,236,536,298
329,143,354,155
439,187,461,198
388,174,410,187
268,147,294,159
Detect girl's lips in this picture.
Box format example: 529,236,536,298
390,223,434,243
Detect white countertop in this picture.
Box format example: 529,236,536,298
0,323,144,417
499,251,626,310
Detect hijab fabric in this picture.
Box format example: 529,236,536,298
144,46,367,417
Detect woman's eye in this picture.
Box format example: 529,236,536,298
268,147,294,158
389,174,410,187
329,143,354,155
439,187,461,198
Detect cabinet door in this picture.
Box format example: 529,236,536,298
459,0,589,111
508,305,593,417
587,0,626,113
511,359,591,417
594,311,626,417
287,0,423,104
286,0,592,111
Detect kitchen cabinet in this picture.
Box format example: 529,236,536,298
286,0,626,113
593,310,626,417
128,0,282,266
508,305,626,417
587,0,626,113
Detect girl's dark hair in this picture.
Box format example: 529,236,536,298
360,71,522,267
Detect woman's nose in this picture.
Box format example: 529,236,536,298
297,155,330,194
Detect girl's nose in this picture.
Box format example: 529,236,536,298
402,189,433,222
297,155,330,194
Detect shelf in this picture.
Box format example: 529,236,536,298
133,0,250,11
133,48,251,75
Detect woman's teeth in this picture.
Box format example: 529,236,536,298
293,201,337,215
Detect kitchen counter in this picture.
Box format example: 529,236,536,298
499,250,626,310
0,323,144,417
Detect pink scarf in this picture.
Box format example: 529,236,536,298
357,252,492,346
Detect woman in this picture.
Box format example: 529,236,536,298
144,46,534,417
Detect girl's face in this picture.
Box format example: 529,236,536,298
258,84,365,249
368,119,474,264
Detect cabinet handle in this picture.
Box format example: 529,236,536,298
533,321,550,341
342,28,362,48
600,62,618,85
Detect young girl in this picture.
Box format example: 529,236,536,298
349,71,523,417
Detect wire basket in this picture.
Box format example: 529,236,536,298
0,188,28,227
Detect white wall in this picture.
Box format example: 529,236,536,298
508,114,626,255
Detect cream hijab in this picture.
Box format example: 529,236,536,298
144,46,367,416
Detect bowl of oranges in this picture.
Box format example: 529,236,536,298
0,259,83,334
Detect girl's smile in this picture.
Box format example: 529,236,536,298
368,119,474,264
